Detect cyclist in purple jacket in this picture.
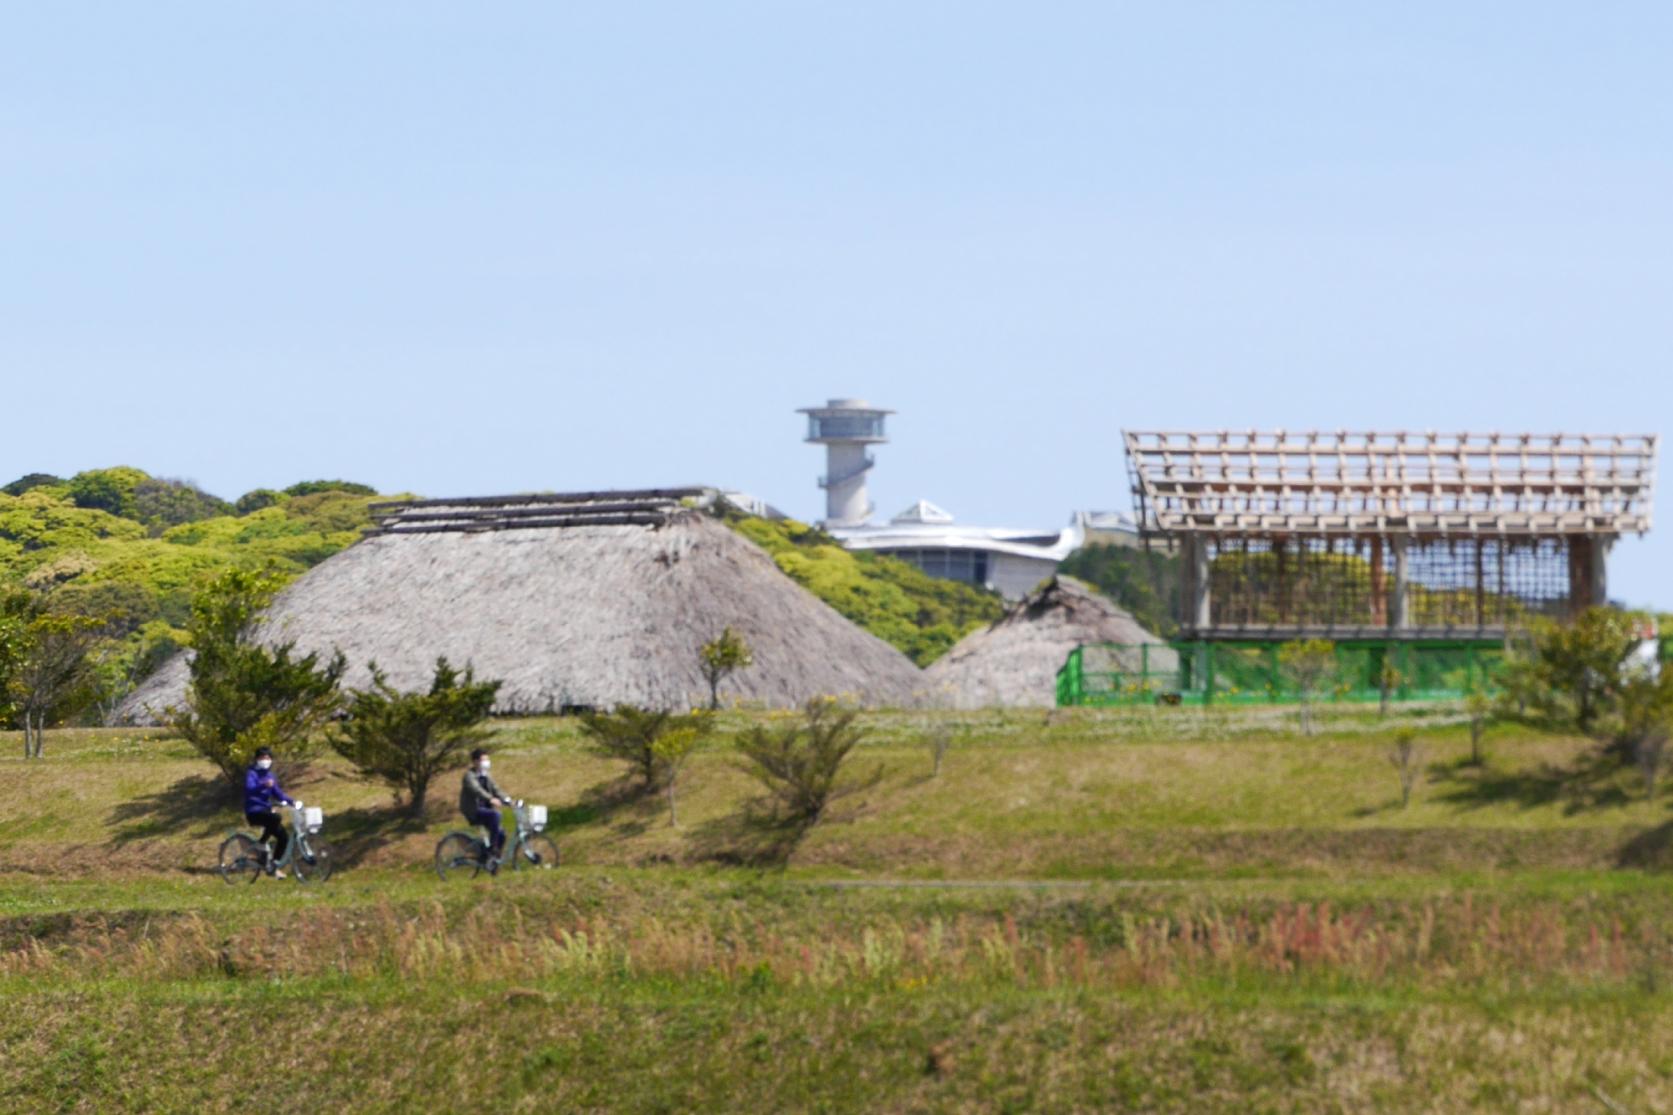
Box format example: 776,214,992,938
245,746,296,878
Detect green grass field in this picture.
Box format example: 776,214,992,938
3,708,1671,1112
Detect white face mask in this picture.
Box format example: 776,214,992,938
478,759,491,773
256,758,272,771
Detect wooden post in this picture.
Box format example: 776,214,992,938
1390,537,1410,630
1568,535,1608,612
1184,536,1212,630
1474,540,1486,629
1369,537,1387,626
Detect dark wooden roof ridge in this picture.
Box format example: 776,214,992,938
368,486,711,513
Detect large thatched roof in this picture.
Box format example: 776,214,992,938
119,493,923,722
923,576,1170,708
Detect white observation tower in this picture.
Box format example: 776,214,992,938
798,398,892,527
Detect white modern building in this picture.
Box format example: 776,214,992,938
831,500,1087,600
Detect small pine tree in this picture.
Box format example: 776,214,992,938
650,724,705,826
331,658,502,816
579,705,709,791
170,567,345,788
698,627,753,710
736,697,881,825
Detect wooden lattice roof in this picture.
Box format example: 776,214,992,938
1124,431,1657,537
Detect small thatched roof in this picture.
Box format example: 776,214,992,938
119,496,922,722
923,576,1170,708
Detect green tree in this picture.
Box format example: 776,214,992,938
579,705,708,791
650,723,705,826
235,488,284,515
735,697,881,826
1278,639,1337,736
0,584,32,731
1464,683,1493,766
1510,608,1645,732
65,467,147,519
2,473,63,497
284,479,377,498
10,612,105,759
698,626,753,709
1,585,107,758
1616,667,1673,800
1056,544,1180,638
132,477,233,531
170,566,345,788
331,658,502,816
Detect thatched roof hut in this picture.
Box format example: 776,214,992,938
119,490,923,722
923,575,1170,708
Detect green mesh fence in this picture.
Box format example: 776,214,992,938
1056,639,1504,707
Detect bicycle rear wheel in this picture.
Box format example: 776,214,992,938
435,832,484,881
294,836,335,883
512,833,559,871
218,834,262,884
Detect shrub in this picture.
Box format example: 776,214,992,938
579,705,708,791
698,626,753,709
1388,730,1420,809
736,698,881,825
1278,640,1337,736
927,722,952,778
169,567,345,788
1464,683,1493,765
650,723,706,826
332,658,502,816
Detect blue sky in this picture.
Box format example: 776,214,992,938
2,3,1668,606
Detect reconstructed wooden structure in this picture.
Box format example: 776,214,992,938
1124,431,1657,640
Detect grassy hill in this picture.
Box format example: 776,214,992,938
0,469,384,695
3,706,1671,1112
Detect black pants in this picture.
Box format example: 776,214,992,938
247,811,288,862
471,806,505,856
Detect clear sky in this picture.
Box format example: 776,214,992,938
2,3,1669,607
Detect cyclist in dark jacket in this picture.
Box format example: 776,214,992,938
245,746,296,877
460,748,512,861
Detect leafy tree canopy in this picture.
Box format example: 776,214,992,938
1056,544,1180,638
284,479,377,498
2,473,63,497
0,467,383,704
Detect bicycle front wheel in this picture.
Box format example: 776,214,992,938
218,834,262,885
294,837,335,883
435,832,484,881
513,833,559,872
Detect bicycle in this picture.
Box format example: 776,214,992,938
434,801,558,880
218,801,336,884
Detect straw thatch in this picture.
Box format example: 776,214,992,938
118,505,923,722
923,576,1170,708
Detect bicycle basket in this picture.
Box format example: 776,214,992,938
303,806,324,834
526,804,547,832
